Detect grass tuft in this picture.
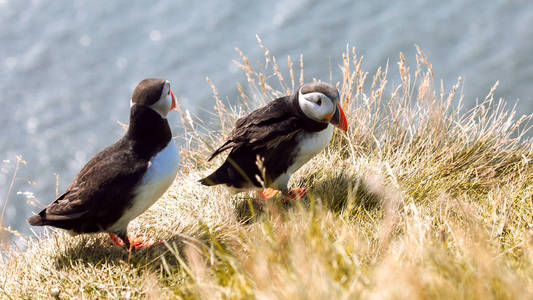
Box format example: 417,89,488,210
1,43,532,299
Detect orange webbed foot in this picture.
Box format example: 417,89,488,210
284,188,307,200
109,233,125,246
129,236,161,250
108,233,161,250
257,188,280,199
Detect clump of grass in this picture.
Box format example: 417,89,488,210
1,39,532,299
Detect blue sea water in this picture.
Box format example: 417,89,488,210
0,0,532,236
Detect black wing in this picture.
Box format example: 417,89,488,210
208,96,302,161
28,138,148,233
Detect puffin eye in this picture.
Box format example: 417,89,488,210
317,99,322,106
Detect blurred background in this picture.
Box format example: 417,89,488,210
1,0,532,237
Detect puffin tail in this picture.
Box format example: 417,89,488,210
28,214,45,226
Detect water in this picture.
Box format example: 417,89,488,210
1,0,532,236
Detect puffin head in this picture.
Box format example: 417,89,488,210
131,78,177,118
298,82,348,131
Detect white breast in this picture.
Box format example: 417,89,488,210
109,140,180,232
296,124,334,160
272,124,333,190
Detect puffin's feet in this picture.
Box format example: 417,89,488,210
284,188,307,200
128,236,161,250
258,188,307,200
257,188,279,199
108,233,161,250
109,233,125,246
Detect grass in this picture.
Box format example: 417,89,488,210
0,155,26,249
1,40,532,299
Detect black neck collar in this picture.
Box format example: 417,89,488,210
126,105,171,159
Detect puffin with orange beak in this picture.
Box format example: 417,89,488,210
28,78,179,250
200,82,348,199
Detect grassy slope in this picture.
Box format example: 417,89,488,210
1,43,532,299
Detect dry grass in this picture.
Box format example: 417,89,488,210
1,40,532,299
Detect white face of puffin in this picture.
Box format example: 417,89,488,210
130,80,177,118
298,89,337,123
298,85,348,131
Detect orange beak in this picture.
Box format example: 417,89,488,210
169,89,176,112
331,103,348,131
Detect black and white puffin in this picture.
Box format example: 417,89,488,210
199,82,348,199
28,78,180,250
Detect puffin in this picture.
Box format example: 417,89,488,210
28,78,180,250
199,82,348,199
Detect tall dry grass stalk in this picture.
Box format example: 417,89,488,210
0,41,531,299
0,156,27,248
